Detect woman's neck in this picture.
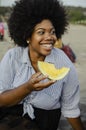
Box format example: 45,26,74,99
28,50,45,72
29,50,45,63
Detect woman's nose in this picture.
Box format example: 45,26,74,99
45,34,53,40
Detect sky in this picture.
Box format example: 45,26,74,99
0,0,86,7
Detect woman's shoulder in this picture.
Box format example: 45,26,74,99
7,46,24,54
5,46,24,58
52,47,74,67
52,47,65,55
1,46,25,65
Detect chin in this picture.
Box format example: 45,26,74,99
42,51,51,56
39,49,52,56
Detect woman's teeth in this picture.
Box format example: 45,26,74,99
41,44,52,48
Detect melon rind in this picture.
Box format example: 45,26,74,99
38,61,70,80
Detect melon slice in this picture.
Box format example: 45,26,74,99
38,61,70,80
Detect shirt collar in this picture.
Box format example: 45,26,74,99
22,47,32,67
22,47,56,66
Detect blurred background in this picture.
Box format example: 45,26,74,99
0,0,86,130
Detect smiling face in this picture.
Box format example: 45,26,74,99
28,19,57,59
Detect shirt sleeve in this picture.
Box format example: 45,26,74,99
0,50,15,93
61,64,80,118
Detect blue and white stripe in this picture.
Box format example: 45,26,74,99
0,46,80,119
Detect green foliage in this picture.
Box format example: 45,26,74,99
0,7,12,22
0,7,11,16
0,6,86,24
66,6,86,23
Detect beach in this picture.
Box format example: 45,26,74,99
0,23,86,129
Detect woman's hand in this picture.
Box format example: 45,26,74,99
27,72,56,91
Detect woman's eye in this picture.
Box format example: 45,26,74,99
51,30,56,35
37,31,44,35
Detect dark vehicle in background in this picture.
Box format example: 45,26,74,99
0,22,4,40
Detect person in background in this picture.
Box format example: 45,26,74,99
0,22,4,40
55,39,63,49
55,39,76,63
0,0,84,130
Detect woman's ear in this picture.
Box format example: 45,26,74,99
27,38,30,44
27,40,29,44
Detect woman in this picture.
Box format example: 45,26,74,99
0,0,84,130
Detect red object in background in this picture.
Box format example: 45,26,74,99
61,45,76,63
0,22,4,40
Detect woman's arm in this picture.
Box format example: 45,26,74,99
0,81,32,107
67,117,85,130
0,72,55,107
60,63,85,130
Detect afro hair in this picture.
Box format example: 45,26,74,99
8,0,69,47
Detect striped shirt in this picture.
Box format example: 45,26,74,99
0,46,80,119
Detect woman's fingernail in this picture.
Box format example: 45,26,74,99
52,80,56,82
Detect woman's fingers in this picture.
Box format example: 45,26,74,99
29,72,56,91
34,79,56,90
31,72,42,78
31,72,48,84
